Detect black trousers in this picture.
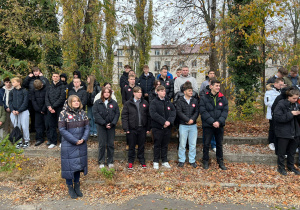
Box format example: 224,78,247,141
203,127,224,162
277,137,298,170
46,107,62,145
152,127,171,163
268,120,276,144
127,127,146,164
97,125,115,164
35,112,46,142
29,101,35,132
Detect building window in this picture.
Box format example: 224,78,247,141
155,50,160,55
272,59,277,65
155,61,161,71
179,61,185,67
165,50,170,55
191,72,197,78
192,60,197,67
117,49,123,56
165,61,170,69
117,62,123,68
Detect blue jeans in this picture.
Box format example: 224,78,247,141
203,131,216,149
66,171,80,185
178,124,198,163
87,106,97,135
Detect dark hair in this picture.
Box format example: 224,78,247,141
100,87,112,102
32,67,41,73
156,85,165,92
208,70,215,74
160,67,167,72
182,81,193,91
103,82,112,87
133,86,142,93
278,67,288,76
176,68,182,72
286,88,300,97
162,65,168,70
154,80,161,88
33,79,43,90
124,65,132,69
52,72,59,76
210,79,221,86
291,65,299,73
3,77,10,82
274,78,284,83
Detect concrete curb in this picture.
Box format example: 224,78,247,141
23,148,284,165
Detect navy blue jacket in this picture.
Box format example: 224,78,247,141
139,72,155,96
8,88,29,112
58,104,89,180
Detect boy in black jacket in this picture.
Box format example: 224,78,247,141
31,80,47,146
45,73,66,149
158,68,174,100
199,79,228,170
122,87,150,169
122,75,137,104
176,82,199,168
9,77,30,148
150,85,176,169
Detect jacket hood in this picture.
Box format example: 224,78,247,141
73,70,82,79
60,73,68,81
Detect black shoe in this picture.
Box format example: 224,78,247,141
203,161,209,169
178,162,184,167
288,168,300,175
190,162,197,168
277,167,287,176
218,161,227,170
35,141,44,146
74,182,83,197
67,184,78,199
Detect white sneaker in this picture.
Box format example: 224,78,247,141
212,148,216,152
59,143,61,148
99,164,105,169
285,155,287,159
153,162,159,169
268,143,275,151
48,144,56,149
296,148,299,153
108,164,114,168
162,162,171,169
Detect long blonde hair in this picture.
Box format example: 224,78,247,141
68,95,83,110
87,75,96,93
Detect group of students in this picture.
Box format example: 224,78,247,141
265,65,300,176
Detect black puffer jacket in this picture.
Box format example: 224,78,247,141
148,87,157,103
87,81,101,107
8,88,29,112
45,81,66,109
199,91,228,128
149,96,176,129
122,98,150,132
175,96,199,125
199,85,209,99
274,99,300,139
68,87,88,108
158,76,174,100
93,99,120,127
174,90,199,104
22,75,49,98
31,86,47,113
122,85,137,104
139,72,155,96
119,71,129,90
68,71,87,91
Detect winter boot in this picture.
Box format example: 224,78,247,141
218,160,227,170
67,184,78,199
203,161,209,169
74,182,83,197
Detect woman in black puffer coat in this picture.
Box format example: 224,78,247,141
58,95,89,199
274,88,300,176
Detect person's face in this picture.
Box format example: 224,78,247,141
103,89,111,99
73,74,79,78
157,89,166,98
161,70,167,78
277,72,283,78
176,71,181,77
288,95,299,104
33,70,40,77
87,77,90,83
181,67,189,76
52,74,60,82
73,79,81,88
105,84,112,89
128,78,135,85
72,98,80,108
129,71,135,76
210,83,220,93
155,82,161,88
274,81,284,89
208,71,215,79
11,80,20,88
61,77,66,82
290,71,298,78
133,90,142,100
143,68,149,74
4,81,12,88
184,89,193,97
125,67,131,73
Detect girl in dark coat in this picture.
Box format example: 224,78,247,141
93,87,120,169
274,88,300,176
148,80,161,103
58,95,89,199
